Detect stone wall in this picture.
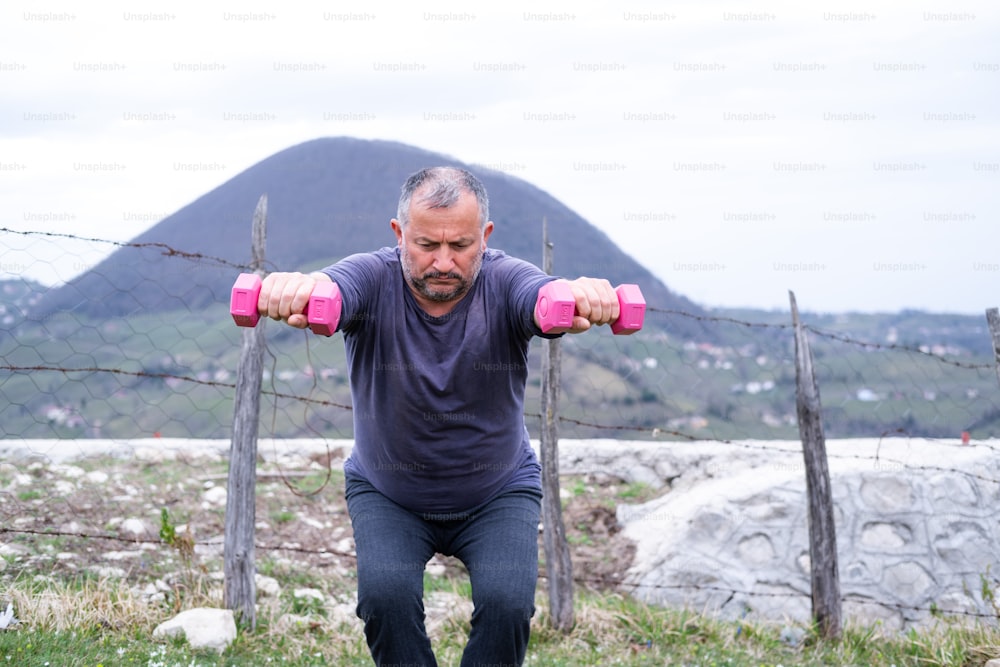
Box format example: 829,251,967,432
561,438,1000,630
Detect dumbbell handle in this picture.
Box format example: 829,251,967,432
230,273,342,337
535,280,646,335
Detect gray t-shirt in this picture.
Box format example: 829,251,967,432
322,246,558,515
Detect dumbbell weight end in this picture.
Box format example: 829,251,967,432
610,284,646,335
535,280,646,335
229,272,342,337
230,273,262,328
305,281,342,337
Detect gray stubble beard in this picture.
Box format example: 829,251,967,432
400,244,485,303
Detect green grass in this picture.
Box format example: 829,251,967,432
2,575,999,666
616,481,656,502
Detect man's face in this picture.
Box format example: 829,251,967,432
392,190,494,306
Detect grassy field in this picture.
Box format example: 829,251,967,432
2,453,999,666
2,574,999,666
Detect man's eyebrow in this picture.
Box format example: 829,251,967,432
413,235,475,244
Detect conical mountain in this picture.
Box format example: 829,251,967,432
34,137,704,333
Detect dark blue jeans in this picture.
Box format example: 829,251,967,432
345,472,542,667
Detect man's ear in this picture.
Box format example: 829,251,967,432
391,219,404,246
481,221,494,249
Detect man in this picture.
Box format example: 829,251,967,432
258,167,620,666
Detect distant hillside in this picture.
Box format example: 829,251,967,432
32,137,703,336
0,279,45,327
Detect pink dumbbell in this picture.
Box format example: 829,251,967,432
535,280,646,335
230,273,342,337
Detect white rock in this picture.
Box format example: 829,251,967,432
52,464,85,478
0,543,30,558
193,534,224,558
135,447,170,463
293,588,325,604
13,474,33,487
54,480,76,496
140,583,162,602
255,574,281,598
883,562,934,599
334,537,355,556
860,522,909,550
0,602,17,629
152,607,237,654
625,464,663,489
59,521,83,534
202,486,227,506
330,597,362,630
119,517,149,537
89,565,127,578
426,556,446,577
84,470,109,484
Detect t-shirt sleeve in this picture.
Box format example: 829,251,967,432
501,256,565,340
318,251,387,335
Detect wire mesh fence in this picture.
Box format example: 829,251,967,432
3,226,998,444
2,224,1000,627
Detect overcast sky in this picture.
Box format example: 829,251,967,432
1,0,997,314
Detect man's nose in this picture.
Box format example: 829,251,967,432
432,247,455,273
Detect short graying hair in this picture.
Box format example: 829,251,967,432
396,167,490,229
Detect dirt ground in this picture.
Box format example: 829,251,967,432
0,448,656,601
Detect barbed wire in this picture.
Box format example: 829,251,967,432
4,226,1000,630
2,226,994,371
803,325,995,370
3,362,999,487
0,363,353,411
647,306,793,330
0,227,250,272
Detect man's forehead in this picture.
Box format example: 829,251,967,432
407,194,480,228
412,185,476,209
408,221,479,240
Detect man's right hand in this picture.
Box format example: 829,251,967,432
259,271,332,329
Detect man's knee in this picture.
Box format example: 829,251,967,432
471,576,536,623
356,565,425,621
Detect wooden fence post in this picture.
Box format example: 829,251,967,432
986,307,1000,388
789,291,842,640
224,194,268,630
540,217,574,632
